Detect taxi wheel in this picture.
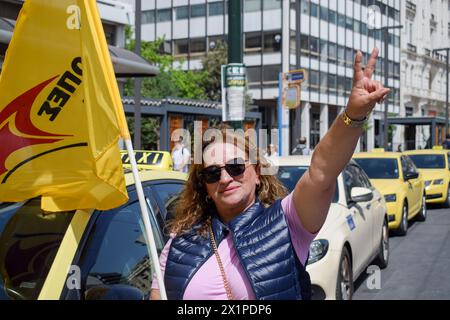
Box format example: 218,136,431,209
416,193,427,222
397,203,408,236
374,218,389,269
335,247,353,300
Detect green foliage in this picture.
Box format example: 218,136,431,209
125,29,207,100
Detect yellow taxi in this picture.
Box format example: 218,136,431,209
0,170,186,300
403,147,450,207
353,149,426,235
120,150,173,171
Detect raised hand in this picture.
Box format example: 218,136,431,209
346,48,391,120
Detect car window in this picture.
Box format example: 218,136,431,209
277,166,339,203
150,182,184,222
408,154,445,169
405,156,419,173
353,165,373,189
400,156,409,176
354,158,399,179
76,200,162,300
0,199,74,300
343,165,368,198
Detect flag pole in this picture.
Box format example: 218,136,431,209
124,138,168,300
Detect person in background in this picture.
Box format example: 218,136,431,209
291,137,311,155
171,136,190,173
264,143,279,166
442,134,450,150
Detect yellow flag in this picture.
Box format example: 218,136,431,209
0,0,129,211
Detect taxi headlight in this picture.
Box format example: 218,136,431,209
433,179,444,185
384,194,397,202
425,180,432,187
307,239,329,265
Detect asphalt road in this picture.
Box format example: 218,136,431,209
353,204,450,300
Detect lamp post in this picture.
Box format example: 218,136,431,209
134,0,142,149
433,48,450,136
373,25,403,149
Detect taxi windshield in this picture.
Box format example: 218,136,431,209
408,154,446,169
354,158,399,179
0,199,74,300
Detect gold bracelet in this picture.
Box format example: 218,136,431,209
341,111,367,128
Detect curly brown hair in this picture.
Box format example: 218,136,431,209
167,127,288,237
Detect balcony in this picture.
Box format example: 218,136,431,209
407,43,417,54
430,16,438,30
406,1,416,19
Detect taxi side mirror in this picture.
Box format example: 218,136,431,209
405,172,419,181
84,284,144,300
350,187,373,203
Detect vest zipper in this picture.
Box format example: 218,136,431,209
229,230,259,299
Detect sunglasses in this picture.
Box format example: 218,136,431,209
200,158,247,184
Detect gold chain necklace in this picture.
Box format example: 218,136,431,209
209,225,234,300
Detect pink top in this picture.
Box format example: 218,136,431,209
151,192,317,300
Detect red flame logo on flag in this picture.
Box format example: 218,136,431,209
0,77,70,176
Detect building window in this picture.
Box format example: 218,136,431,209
338,13,346,28
310,3,319,17
345,16,353,29
245,32,262,52
320,6,328,21
263,31,282,53
208,35,225,50
309,36,319,54
300,34,309,55
354,20,361,34
174,39,189,55
329,9,337,24
320,40,328,61
320,72,327,93
157,8,171,22
209,1,224,16
247,66,262,83
345,77,352,93
301,0,309,14
176,6,189,20
328,74,337,93
263,65,281,82
309,70,319,92
263,0,281,10
191,4,206,18
346,47,354,67
338,45,345,66
190,38,206,54
244,0,261,12
337,76,345,96
328,43,337,63
142,10,155,24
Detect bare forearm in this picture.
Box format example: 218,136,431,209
309,114,363,190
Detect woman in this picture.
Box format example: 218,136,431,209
151,48,390,300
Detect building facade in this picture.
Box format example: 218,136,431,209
138,0,402,152
0,0,134,68
400,0,450,150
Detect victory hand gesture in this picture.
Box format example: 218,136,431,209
346,48,391,120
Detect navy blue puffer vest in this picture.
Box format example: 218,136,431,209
164,200,311,300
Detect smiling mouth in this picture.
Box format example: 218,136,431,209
221,186,240,194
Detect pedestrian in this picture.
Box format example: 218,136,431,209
171,136,190,173
264,143,279,166
291,137,311,155
396,144,402,152
151,48,390,300
442,134,450,150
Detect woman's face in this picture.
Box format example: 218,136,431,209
202,142,260,221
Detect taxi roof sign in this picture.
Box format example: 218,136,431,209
120,150,173,171
372,148,385,152
433,146,444,150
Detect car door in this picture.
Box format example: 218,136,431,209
343,164,374,274
403,156,422,215
354,165,385,253
400,156,417,216
61,191,165,300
